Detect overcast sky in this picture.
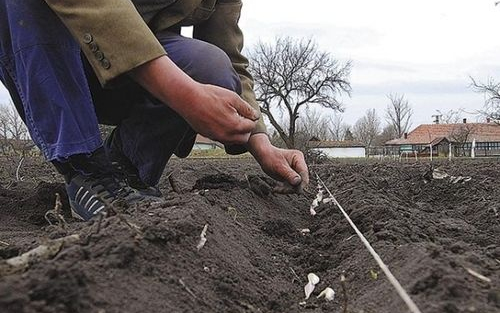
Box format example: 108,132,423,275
239,0,500,126
1,0,499,128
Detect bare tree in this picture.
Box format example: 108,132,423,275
375,124,398,146
248,37,352,149
436,109,463,124
450,124,475,156
329,113,349,141
470,76,500,122
0,107,8,155
353,109,380,147
296,108,333,141
386,93,412,138
0,102,33,156
292,108,334,151
342,124,354,141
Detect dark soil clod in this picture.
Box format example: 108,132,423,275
193,173,242,190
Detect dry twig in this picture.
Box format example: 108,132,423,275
44,193,68,229
196,224,209,251
179,278,199,300
290,267,301,284
465,267,492,283
244,174,251,190
101,197,143,238
0,234,80,276
336,187,355,196
227,206,238,221
15,156,24,181
83,213,105,245
236,301,260,313
341,273,349,313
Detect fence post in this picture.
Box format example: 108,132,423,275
471,138,476,159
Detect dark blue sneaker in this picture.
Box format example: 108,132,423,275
52,147,160,221
66,172,145,221
104,127,162,197
109,160,162,197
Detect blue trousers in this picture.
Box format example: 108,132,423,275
0,0,241,186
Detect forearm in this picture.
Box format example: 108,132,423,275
130,55,259,145
129,55,200,117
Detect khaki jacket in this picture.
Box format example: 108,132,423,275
43,0,265,134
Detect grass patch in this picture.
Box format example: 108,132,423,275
186,149,252,159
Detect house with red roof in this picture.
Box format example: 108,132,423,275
385,119,500,157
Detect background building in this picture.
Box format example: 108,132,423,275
385,120,500,157
308,138,366,158
192,135,223,150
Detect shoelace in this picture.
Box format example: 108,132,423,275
85,156,136,199
111,161,150,190
87,174,120,196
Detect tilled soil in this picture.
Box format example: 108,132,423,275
0,157,499,313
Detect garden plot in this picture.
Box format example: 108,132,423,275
0,158,498,313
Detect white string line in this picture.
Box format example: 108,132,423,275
316,174,422,313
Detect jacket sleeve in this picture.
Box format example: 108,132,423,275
193,0,267,146
43,0,166,87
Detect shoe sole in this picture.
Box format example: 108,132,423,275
69,200,88,221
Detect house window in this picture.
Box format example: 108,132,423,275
413,145,424,152
400,145,413,152
472,142,500,151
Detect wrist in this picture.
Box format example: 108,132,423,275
247,133,273,160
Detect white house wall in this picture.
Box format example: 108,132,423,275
313,147,366,158
193,143,217,150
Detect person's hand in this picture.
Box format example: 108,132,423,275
179,83,259,144
247,134,309,193
130,55,259,144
